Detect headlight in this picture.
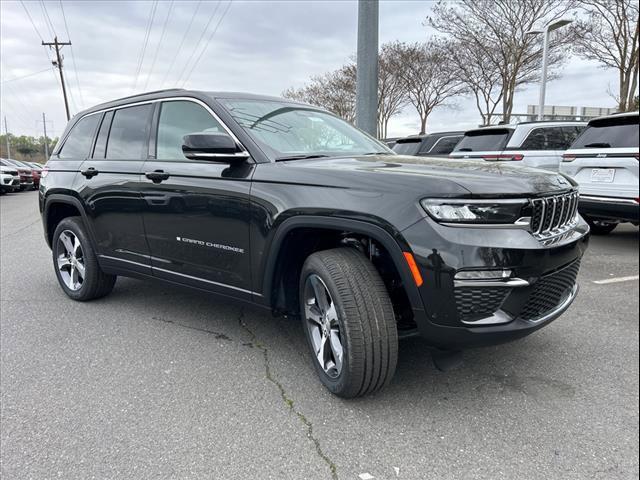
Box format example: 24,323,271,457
420,198,528,224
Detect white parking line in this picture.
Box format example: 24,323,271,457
593,275,640,285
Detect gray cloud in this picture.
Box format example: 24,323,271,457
0,0,622,140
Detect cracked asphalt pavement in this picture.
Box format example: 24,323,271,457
1,191,638,480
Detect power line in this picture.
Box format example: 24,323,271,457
181,0,233,87
19,1,61,87
143,0,175,91
161,0,202,88
59,0,84,109
174,1,222,86
39,0,57,38
1,68,54,84
133,0,159,92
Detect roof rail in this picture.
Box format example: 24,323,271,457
106,88,186,104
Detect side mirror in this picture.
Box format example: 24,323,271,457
182,132,249,162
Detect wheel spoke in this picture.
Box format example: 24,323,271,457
75,260,86,280
309,275,329,313
57,255,71,271
325,302,338,323
305,303,323,326
68,265,77,289
316,334,328,370
73,236,81,256
329,329,343,373
59,232,75,256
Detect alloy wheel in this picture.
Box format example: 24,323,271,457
303,274,344,378
56,230,85,291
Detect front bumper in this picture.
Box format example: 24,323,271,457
578,195,639,224
400,215,590,349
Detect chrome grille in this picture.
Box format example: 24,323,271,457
530,191,579,239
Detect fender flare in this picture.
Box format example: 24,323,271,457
260,215,423,309
43,193,98,250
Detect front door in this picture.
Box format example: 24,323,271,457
139,99,255,300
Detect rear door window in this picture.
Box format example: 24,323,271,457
427,135,463,154
571,116,639,148
454,129,512,152
58,114,101,159
106,104,153,160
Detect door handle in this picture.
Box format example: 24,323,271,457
145,170,170,183
80,167,99,178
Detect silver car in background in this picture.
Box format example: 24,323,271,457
450,121,586,171
560,111,639,235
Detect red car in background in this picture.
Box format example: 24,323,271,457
0,158,33,190
25,161,43,189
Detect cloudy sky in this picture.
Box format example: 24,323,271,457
0,0,622,140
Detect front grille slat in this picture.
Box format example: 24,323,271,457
531,190,579,240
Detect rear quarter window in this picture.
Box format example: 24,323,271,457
518,126,585,150
571,116,639,148
454,129,512,152
58,115,101,160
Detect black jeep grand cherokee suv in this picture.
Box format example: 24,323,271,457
40,90,589,397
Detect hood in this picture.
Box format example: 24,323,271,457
281,154,575,197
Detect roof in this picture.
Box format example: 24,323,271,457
397,130,465,140
75,89,310,119
465,120,588,135
589,110,638,124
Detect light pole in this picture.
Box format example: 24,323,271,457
355,0,379,137
526,19,572,121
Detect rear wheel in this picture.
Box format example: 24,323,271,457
585,216,617,235
52,217,116,301
299,248,398,398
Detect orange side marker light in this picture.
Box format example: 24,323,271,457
403,252,423,287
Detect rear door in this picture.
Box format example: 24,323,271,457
140,98,255,299
76,104,153,274
562,115,639,199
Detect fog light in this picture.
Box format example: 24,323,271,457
454,269,512,281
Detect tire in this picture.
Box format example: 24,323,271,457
299,248,398,398
585,216,617,235
52,216,116,301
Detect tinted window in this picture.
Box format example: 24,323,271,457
106,104,152,160
427,135,463,155
519,126,584,150
157,101,224,160
59,115,100,159
93,111,114,159
571,116,639,148
392,140,421,155
454,129,512,152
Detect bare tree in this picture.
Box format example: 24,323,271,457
283,64,357,122
376,43,409,138
572,0,639,111
388,40,464,134
427,0,577,124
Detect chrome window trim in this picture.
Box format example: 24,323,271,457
57,96,249,157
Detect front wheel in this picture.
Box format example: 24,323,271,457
585,216,617,235
299,248,398,398
52,217,116,301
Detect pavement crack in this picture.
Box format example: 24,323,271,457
238,309,338,480
151,316,232,341
0,218,41,240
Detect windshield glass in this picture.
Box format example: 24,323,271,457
219,99,391,160
454,129,512,152
571,116,639,148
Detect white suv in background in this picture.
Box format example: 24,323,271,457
450,121,586,171
0,164,21,194
560,111,639,235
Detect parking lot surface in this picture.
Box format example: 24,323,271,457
1,191,638,480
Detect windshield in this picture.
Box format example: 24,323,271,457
454,129,512,152
219,99,391,160
571,116,639,148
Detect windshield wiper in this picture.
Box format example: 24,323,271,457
584,142,611,148
275,154,330,162
457,148,473,152
363,151,393,155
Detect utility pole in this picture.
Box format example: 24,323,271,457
355,0,379,137
42,113,50,159
3,116,10,158
42,36,72,121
